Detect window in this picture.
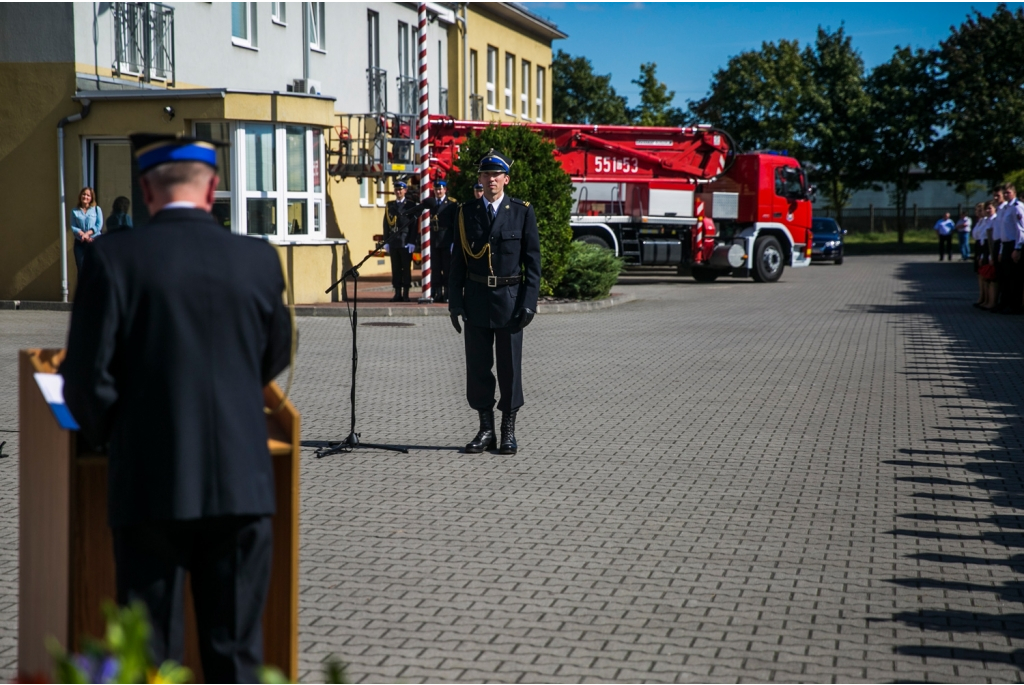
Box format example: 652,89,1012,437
113,2,175,83
520,59,530,118
469,49,478,95
359,178,371,207
308,2,325,52
197,122,325,240
486,46,497,109
367,10,379,69
271,2,285,25
397,21,415,115
535,66,545,122
504,53,514,114
231,2,257,48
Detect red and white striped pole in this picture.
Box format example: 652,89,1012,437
416,2,432,302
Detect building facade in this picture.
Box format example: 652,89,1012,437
0,2,564,303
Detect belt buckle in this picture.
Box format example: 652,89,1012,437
487,275,497,287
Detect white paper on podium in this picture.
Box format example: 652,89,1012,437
33,373,80,431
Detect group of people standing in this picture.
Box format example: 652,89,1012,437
970,183,1024,313
71,187,133,271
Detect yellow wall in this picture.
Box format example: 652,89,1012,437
447,6,555,124
0,70,343,302
0,63,80,301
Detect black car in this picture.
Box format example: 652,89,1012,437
811,217,846,264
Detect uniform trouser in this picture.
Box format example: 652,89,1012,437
1001,242,1021,309
389,242,412,288
434,235,452,295
464,322,524,413
112,515,272,684
938,234,953,260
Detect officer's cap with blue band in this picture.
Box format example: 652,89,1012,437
130,134,225,174
435,179,447,187
478,149,512,174
394,180,407,189
473,182,484,190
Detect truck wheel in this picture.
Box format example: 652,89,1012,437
692,267,719,283
577,234,612,251
752,236,784,283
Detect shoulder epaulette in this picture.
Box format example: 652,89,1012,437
511,198,530,207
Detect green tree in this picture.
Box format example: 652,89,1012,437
864,47,939,243
448,125,574,295
551,50,631,125
801,25,873,224
933,4,1024,186
630,63,684,127
687,39,813,155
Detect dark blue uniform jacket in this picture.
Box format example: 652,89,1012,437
61,208,292,528
449,196,541,328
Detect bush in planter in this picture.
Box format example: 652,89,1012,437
448,124,574,296
553,241,624,300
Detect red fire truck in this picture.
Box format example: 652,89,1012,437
427,116,814,283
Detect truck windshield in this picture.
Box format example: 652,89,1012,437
775,166,806,200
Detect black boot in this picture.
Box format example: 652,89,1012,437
401,287,410,302
499,410,518,455
465,410,496,453
390,288,402,302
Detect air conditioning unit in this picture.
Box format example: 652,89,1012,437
291,78,322,95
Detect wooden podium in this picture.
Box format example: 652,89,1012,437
18,349,300,681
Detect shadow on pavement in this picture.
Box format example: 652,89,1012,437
851,260,1024,666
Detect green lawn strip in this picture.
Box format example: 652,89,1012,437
842,229,954,255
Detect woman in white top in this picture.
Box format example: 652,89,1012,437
974,201,998,309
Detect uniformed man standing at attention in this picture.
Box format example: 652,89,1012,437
60,134,292,683
383,179,418,302
409,178,458,303
448,150,541,454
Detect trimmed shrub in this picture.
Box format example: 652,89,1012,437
448,125,574,295
553,241,624,300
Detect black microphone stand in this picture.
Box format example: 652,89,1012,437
316,241,409,458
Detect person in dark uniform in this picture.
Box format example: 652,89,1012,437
60,134,292,683
383,180,418,302
409,178,458,303
473,182,484,201
448,150,541,455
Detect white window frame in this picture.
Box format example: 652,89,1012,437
504,53,515,114
376,178,386,207
271,1,286,26
308,2,325,53
520,59,531,119
469,49,478,96
231,2,258,50
359,178,372,208
195,122,326,242
398,21,411,77
535,66,545,123
486,46,497,110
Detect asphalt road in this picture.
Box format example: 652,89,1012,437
2,255,1024,682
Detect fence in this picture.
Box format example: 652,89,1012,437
816,205,968,233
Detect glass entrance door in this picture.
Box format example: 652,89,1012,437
86,140,143,230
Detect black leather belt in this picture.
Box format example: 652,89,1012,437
468,273,521,287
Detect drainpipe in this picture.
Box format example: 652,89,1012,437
58,99,92,303
302,2,309,83
458,3,467,118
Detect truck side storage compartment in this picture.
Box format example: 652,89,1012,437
641,240,683,265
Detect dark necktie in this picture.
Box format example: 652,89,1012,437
488,203,496,223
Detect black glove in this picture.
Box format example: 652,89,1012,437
512,308,535,332
449,311,463,334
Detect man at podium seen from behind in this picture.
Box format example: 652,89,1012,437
61,133,292,683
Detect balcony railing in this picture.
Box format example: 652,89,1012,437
470,94,484,121
438,87,448,116
367,66,387,114
112,2,175,84
397,75,417,116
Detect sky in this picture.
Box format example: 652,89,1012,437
523,2,1022,109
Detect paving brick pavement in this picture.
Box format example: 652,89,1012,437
4,255,1024,682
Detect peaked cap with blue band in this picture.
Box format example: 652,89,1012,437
478,149,512,174
130,134,226,174
435,178,447,187
394,180,407,189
